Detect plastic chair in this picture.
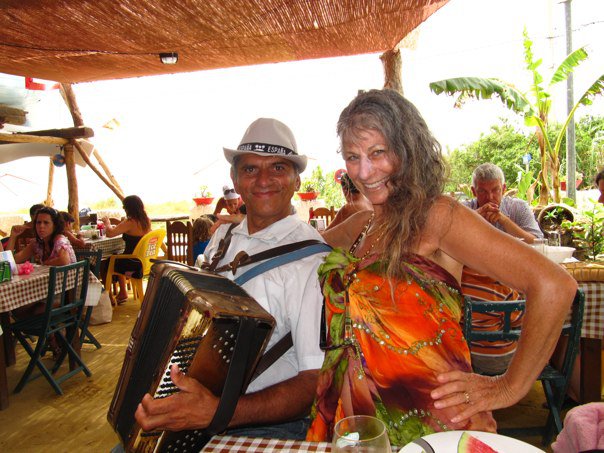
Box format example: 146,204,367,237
7,260,92,395
166,220,193,265
309,206,337,226
75,249,103,349
104,229,166,303
463,290,584,445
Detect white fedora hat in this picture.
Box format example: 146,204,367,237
223,118,307,172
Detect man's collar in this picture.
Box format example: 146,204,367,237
234,214,299,243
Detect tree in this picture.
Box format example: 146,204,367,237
431,28,604,205
446,115,604,195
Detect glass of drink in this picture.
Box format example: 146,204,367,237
548,231,561,247
532,238,547,254
332,415,392,452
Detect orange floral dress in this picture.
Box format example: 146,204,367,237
306,248,496,446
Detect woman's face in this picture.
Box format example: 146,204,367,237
225,198,240,214
35,213,54,242
342,128,396,207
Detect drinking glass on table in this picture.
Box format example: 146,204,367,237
531,238,547,255
547,230,561,247
332,415,392,452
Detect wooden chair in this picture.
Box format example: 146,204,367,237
74,249,103,349
7,261,92,395
105,229,166,304
166,220,193,265
309,206,337,226
463,290,584,445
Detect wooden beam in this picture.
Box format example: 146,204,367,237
73,140,124,201
0,104,26,126
15,126,94,140
46,158,54,206
93,149,124,195
380,48,403,95
59,83,85,127
64,143,79,227
0,133,68,145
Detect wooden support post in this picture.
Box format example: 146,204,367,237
59,83,84,127
46,157,54,207
73,140,124,201
64,143,79,226
93,149,124,195
380,48,403,95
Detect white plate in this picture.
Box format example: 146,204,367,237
398,430,543,452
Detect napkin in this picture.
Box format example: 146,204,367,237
17,261,34,275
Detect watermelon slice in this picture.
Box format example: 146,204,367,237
457,432,499,453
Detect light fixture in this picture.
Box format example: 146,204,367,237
159,52,178,65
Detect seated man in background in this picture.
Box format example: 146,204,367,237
463,163,542,243
461,163,542,375
136,118,327,440
4,203,44,251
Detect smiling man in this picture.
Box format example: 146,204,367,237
135,118,327,440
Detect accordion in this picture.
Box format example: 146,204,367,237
107,262,275,452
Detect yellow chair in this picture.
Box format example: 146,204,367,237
105,229,166,303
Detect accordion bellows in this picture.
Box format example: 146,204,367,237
108,262,275,452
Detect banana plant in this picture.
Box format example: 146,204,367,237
430,28,604,205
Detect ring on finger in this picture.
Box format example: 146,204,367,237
464,391,471,404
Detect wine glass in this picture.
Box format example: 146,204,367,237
332,415,392,452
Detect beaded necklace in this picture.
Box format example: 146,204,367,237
350,212,386,259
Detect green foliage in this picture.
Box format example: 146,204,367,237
561,200,604,261
432,28,604,204
445,115,604,194
198,185,212,197
301,166,345,208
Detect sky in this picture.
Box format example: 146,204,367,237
1,0,603,213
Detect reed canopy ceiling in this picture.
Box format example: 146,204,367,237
1,0,448,84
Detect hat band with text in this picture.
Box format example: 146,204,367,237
237,142,296,156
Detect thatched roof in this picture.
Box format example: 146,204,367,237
0,0,449,83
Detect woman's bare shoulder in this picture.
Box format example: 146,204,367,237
322,209,372,248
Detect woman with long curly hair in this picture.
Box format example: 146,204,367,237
307,89,576,447
102,195,151,303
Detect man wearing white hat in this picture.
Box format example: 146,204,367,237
136,118,328,439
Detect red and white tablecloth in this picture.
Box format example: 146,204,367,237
576,281,604,340
0,265,102,313
201,435,331,452
75,235,125,260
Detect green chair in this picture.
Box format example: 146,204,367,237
463,290,584,446
75,249,103,349
7,260,92,395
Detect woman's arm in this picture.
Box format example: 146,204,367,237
43,247,71,266
321,209,371,249
13,241,35,264
428,200,576,421
103,217,132,237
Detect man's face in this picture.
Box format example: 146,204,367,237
472,178,505,207
232,154,300,233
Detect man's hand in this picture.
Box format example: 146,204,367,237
135,365,219,432
476,202,503,225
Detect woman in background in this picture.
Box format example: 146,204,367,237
191,215,214,262
325,172,372,230
59,211,87,248
102,195,151,303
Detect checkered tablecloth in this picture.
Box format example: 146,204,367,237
0,265,101,312
76,235,125,260
576,281,604,340
201,435,331,452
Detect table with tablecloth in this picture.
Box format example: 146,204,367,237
0,265,102,409
75,235,125,260
562,262,604,402
201,435,331,452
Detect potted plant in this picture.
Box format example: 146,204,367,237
193,185,214,206
560,172,584,191
297,181,319,201
561,200,604,261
